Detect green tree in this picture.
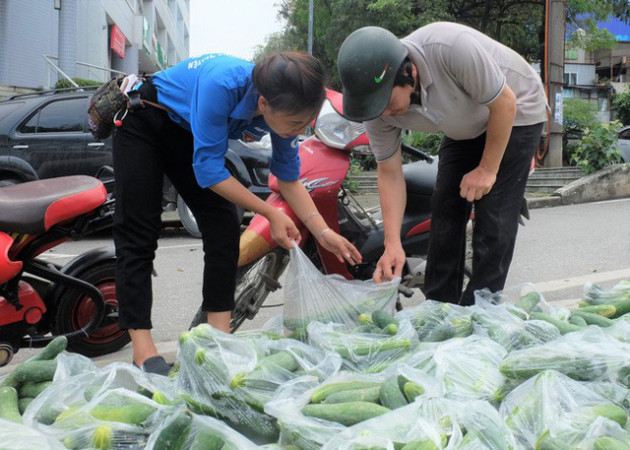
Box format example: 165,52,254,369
612,91,630,126
570,120,623,174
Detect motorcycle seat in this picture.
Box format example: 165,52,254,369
403,160,438,197
0,176,107,234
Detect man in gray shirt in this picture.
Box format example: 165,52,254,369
337,23,547,305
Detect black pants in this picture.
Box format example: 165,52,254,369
113,80,240,330
424,122,544,306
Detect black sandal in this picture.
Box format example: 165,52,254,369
133,355,172,376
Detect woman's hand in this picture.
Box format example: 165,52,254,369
373,243,405,283
267,209,301,249
317,228,362,265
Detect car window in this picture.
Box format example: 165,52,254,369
0,102,25,122
19,97,87,134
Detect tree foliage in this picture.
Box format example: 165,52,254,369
256,0,630,90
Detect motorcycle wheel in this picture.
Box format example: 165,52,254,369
53,260,130,357
177,195,245,239
189,248,288,333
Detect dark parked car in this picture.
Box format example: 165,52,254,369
0,86,272,237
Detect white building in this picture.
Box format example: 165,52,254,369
0,0,189,94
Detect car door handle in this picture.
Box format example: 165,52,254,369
12,145,28,149
87,142,105,147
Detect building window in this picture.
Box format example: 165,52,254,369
564,73,578,85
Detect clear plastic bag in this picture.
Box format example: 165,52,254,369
0,418,67,449
306,319,417,373
472,292,561,352
500,369,630,449
582,280,630,305
396,300,474,342
499,326,630,382
409,335,508,404
283,245,400,338
176,324,341,445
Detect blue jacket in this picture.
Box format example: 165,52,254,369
152,54,300,188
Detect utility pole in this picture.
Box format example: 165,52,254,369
308,0,314,55
545,0,566,167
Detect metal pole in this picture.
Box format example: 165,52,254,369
308,0,314,55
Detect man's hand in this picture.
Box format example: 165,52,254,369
317,229,362,265
373,243,406,283
267,209,300,249
460,165,497,202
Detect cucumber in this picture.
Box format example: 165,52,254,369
12,359,57,384
534,430,570,450
18,397,34,414
400,440,439,450
189,429,226,450
32,336,68,361
593,436,630,450
19,380,53,398
529,312,582,335
333,338,411,359
514,291,542,313
402,381,425,403
230,350,299,388
588,403,627,427
571,310,615,327
0,386,22,423
152,410,193,450
576,304,617,317
90,393,157,425
609,299,630,318
379,375,408,409
301,401,391,426
568,315,588,327
92,424,113,450
323,386,381,404
372,310,399,331
310,381,382,403
152,389,179,406
0,336,67,389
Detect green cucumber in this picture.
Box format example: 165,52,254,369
0,336,66,389
568,315,588,327
372,310,399,331
90,393,156,425
0,386,22,423
529,312,582,335
310,381,382,403
571,310,615,327
231,350,299,388
12,359,57,384
92,424,113,450
189,429,226,450
402,381,425,403
576,304,617,317
301,401,391,426
609,299,630,318
19,380,53,398
18,397,34,414
514,291,542,313
152,410,193,450
401,440,439,450
379,375,408,409
333,338,411,359
323,386,381,404
593,436,630,450
535,430,570,450
588,403,627,427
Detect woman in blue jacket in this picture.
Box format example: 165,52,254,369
114,52,361,375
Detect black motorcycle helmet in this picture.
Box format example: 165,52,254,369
337,26,409,122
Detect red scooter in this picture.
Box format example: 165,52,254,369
0,172,129,366
190,89,471,332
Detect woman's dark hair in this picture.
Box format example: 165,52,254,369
394,57,414,87
253,52,326,116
